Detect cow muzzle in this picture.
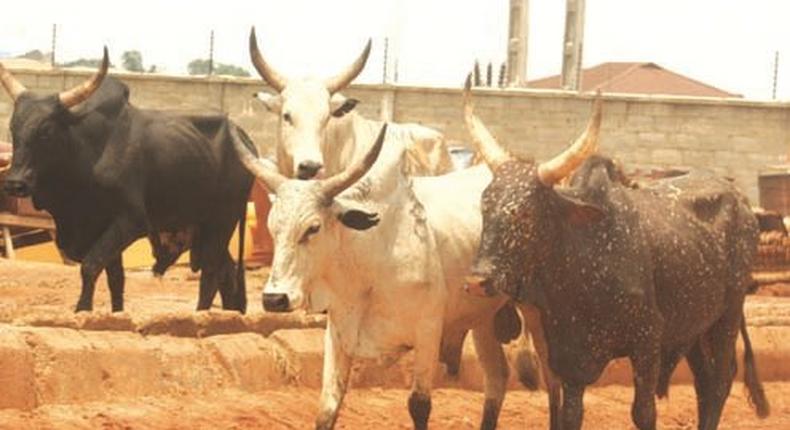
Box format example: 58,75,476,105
3,179,32,197
296,161,324,180
262,293,291,312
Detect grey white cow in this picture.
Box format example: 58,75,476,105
248,27,453,180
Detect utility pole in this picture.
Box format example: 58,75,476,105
50,24,57,67
506,0,529,87
772,51,779,100
561,0,585,91
208,30,215,76
383,37,389,84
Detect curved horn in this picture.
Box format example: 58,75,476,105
228,123,287,193
0,60,28,101
463,74,512,170
537,91,603,186
320,123,386,201
324,39,372,94
249,27,288,93
58,46,109,108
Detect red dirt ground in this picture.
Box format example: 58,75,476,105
1,259,790,429
0,384,788,429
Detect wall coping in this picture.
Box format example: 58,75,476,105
7,66,790,111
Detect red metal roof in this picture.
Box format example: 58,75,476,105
529,62,740,98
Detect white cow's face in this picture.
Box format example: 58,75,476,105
249,27,370,180
255,87,360,179
262,180,379,313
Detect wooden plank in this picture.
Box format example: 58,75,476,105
0,213,55,230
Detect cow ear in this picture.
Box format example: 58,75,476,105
330,95,359,118
253,92,282,113
556,193,605,226
338,208,379,231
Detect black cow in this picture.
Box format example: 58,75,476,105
462,83,769,430
1,48,253,313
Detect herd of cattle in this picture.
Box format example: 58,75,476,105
0,29,773,430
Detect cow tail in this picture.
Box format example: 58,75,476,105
232,123,253,314
741,317,770,418
235,190,248,314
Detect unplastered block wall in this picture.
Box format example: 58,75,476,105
2,68,790,203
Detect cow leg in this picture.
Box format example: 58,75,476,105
560,382,586,430
196,218,243,311
316,319,352,430
686,339,714,430
472,318,509,430
656,348,684,398
409,319,442,430
76,216,140,312
519,303,562,430
197,264,222,310
105,255,125,312
629,348,660,430
216,250,246,312
197,250,236,311
700,311,742,430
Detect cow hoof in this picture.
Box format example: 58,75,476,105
74,302,93,313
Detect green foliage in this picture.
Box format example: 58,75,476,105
60,58,110,68
122,50,144,72
187,59,250,77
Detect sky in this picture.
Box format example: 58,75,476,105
1,0,789,100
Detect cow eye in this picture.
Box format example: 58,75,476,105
300,223,321,244
283,112,292,124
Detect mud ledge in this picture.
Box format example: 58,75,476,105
2,320,789,411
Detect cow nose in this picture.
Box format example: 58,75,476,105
262,293,291,312
465,274,496,297
3,180,30,197
296,161,323,180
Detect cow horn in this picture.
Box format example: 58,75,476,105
324,39,372,94
0,60,28,101
537,91,603,186
463,74,512,170
320,123,386,201
249,27,288,93
58,46,109,108
228,124,287,193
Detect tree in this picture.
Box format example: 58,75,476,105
187,59,210,75
214,63,250,77
61,57,109,68
187,59,250,77
122,50,144,72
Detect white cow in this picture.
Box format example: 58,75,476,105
248,27,453,180
232,124,512,429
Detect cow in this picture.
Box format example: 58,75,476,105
247,27,538,386
248,27,453,180
232,119,526,429
0,141,11,171
462,82,770,430
0,48,253,313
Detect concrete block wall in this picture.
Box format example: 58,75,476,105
2,68,790,202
